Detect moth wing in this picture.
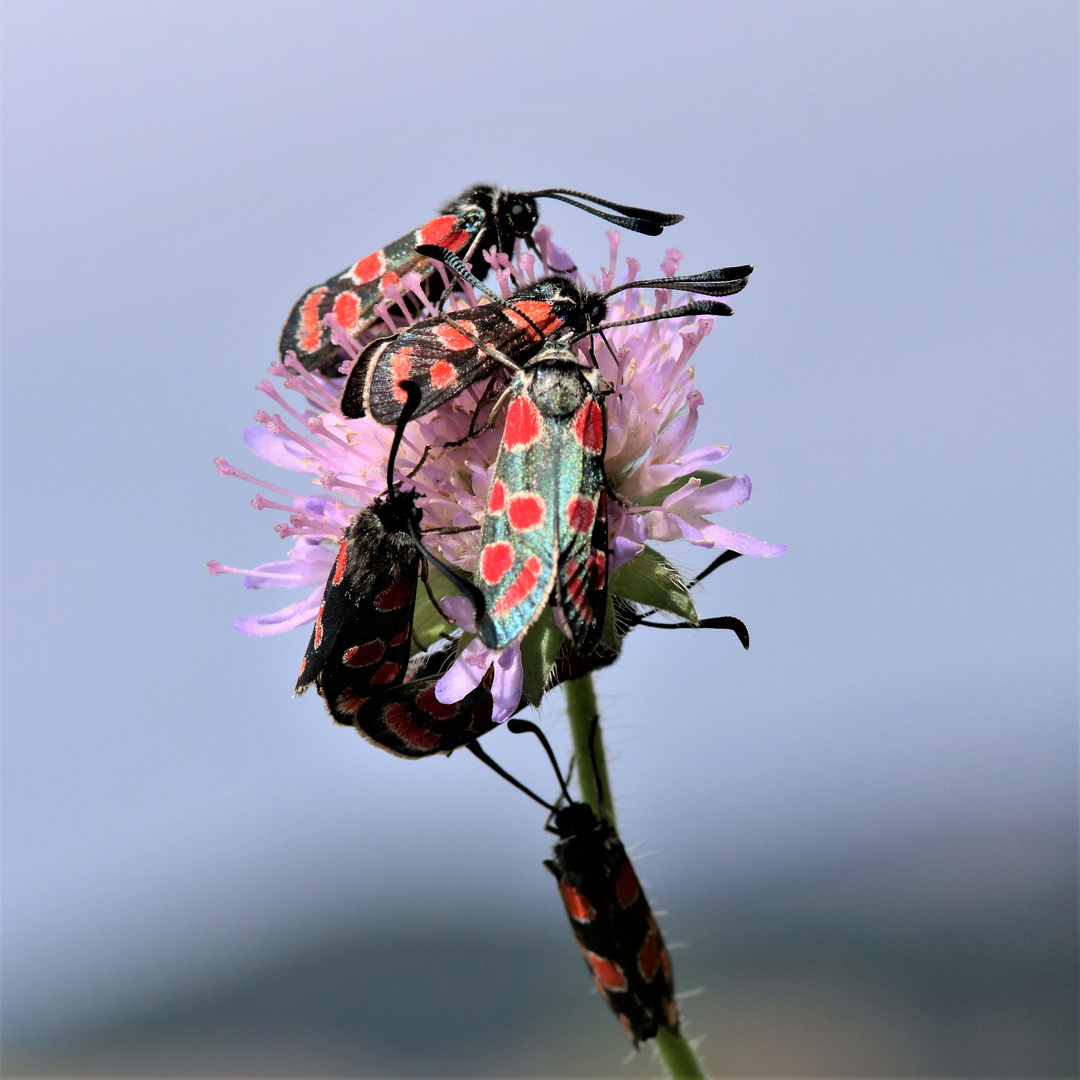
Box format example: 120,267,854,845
554,395,609,653
476,392,560,648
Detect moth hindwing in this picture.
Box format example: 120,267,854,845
281,184,684,375
476,348,609,652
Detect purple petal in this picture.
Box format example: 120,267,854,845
234,587,322,636
439,594,478,633
694,524,787,557
611,534,644,573
663,474,752,515
491,643,523,722
434,638,491,704
242,426,318,472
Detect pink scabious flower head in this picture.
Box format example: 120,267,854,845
209,227,784,728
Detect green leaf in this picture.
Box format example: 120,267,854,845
637,469,727,507
520,609,565,707
610,545,698,622
410,569,457,653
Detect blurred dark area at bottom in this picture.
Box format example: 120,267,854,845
5,818,1076,1078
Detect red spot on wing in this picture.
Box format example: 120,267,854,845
389,628,411,647
559,881,596,923
429,360,458,390
332,291,361,332
382,702,442,751
333,539,349,586
574,400,604,454
375,577,415,611
493,555,542,617
298,288,328,353
479,541,514,585
587,548,607,590
335,688,369,716
507,492,545,532
371,661,402,686
313,606,325,650
566,495,595,533
390,350,413,402
562,561,594,625
297,656,306,676
638,931,661,982
503,396,542,450
503,300,562,343
615,860,641,908
432,322,475,350
350,250,386,284
586,951,628,993
343,640,384,667
379,271,401,292
488,478,506,514
415,686,458,720
416,215,459,246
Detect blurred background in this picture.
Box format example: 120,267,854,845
2,1,1075,1076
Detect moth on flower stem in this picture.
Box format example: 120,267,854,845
467,719,680,1048
280,184,683,374
294,382,498,758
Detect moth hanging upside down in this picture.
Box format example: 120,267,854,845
470,720,681,1048
294,384,498,758
280,184,683,374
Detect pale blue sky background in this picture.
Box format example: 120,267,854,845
3,0,1076,1060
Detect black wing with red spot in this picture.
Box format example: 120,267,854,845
339,277,588,425
295,499,421,699
280,206,489,376
547,808,679,1047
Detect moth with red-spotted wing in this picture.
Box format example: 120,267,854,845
339,251,753,426
280,184,683,375
295,383,497,758
468,719,680,1048
475,342,610,652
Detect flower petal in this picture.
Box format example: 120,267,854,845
234,587,322,636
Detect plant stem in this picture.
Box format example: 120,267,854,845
655,1027,707,1079
563,673,615,822
562,674,708,1079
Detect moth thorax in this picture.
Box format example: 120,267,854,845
553,801,599,839
498,191,539,238
530,362,589,418
370,489,423,537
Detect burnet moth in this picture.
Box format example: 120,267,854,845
295,382,500,758
339,245,752,426
280,184,683,375
473,339,610,652
468,719,680,1048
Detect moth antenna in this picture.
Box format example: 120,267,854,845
467,742,557,813
406,514,487,623
687,549,742,589
585,715,608,824
634,615,750,650
386,381,422,494
507,718,573,806
568,301,734,345
415,244,502,303
599,265,753,302
523,188,684,234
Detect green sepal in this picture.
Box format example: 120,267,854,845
636,469,727,507
520,609,564,707
610,545,698,622
409,569,456,655
599,587,620,654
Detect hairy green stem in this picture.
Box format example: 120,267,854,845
655,1026,706,1079
562,674,707,1079
563,673,615,822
